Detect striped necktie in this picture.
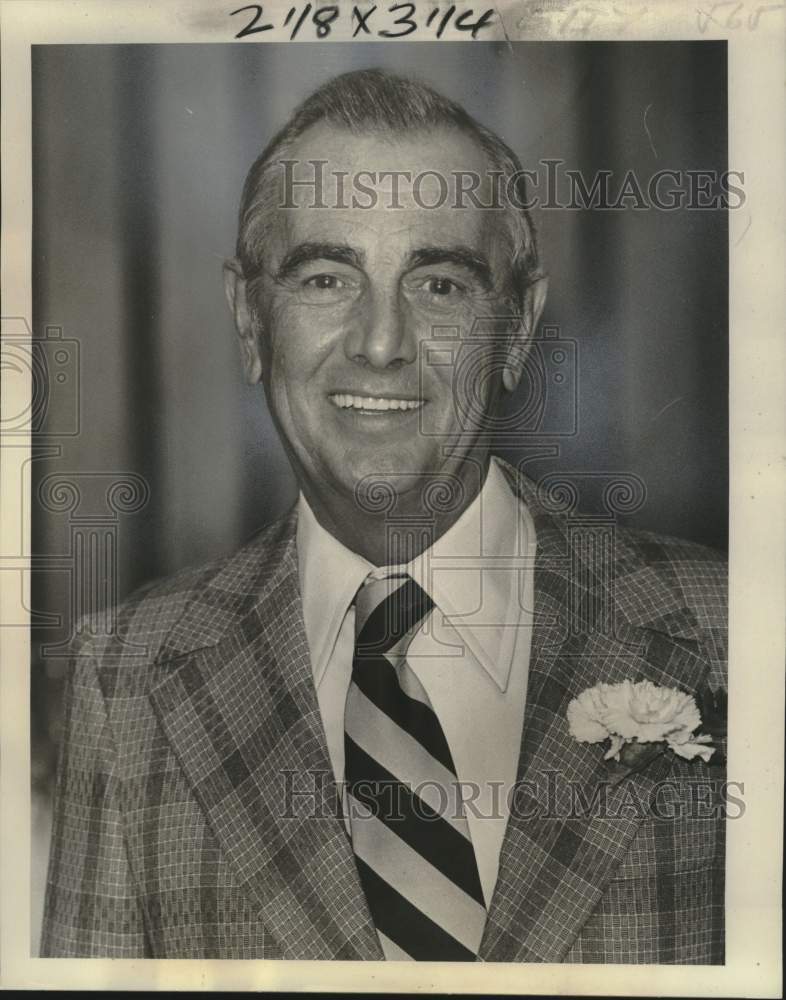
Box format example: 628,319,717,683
344,574,487,961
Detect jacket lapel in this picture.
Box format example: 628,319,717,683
148,513,382,960
480,467,711,962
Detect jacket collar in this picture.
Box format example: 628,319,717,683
148,461,710,962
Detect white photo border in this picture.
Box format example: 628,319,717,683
2,0,783,994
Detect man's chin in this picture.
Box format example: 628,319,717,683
335,454,470,519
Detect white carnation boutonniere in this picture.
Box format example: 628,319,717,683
567,680,717,776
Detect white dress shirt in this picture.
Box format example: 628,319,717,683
296,456,537,907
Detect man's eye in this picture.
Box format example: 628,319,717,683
406,274,470,311
425,277,460,296
304,273,344,291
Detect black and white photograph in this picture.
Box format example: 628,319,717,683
1,1,783,994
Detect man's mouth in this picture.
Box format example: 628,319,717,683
328,393,425,413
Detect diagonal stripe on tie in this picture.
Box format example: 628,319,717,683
345,686,472,841
345,736,484,904
345,573,487,961
355,858,478,962
356,577,434,655
348,794,487,946
349,651,455,773
377,930,415,962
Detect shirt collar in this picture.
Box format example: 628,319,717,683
296,456,535,693
296,497,374,687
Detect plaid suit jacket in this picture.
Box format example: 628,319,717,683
41,462,727,962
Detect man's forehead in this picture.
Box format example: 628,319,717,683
277,208,490,255
284,120,492,181
269,122,499,260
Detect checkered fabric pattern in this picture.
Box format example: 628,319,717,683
40,461,727,962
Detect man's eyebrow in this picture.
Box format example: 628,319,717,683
275,242,363,281
407,246,494,290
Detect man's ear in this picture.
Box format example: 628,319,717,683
502,274,549,393
223,257,264,385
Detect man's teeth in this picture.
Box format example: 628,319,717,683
329,394,424,412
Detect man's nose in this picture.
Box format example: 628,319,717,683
343,288,417,370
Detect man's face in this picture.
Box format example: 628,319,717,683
227,124,543,511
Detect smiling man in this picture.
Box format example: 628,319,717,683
224,99,545,566
42,69,727,963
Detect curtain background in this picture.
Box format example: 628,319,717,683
30,41,728,949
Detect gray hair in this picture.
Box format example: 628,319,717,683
235,68,542,310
